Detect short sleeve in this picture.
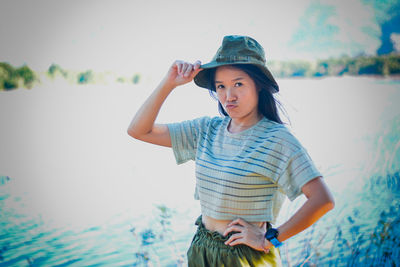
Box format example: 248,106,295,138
277,147,323,201
167,116,211,165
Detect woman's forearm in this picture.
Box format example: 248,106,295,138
276,194,334,243
127,80,174,138
127,60,201,139
274,177,335,244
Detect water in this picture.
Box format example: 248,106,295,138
0,76,399,266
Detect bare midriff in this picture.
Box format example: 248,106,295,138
202,214,266,235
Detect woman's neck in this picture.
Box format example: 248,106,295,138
228,113,263,133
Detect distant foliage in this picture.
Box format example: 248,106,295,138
132,73,141,84
269,60,314,78
47,64,68,79
15,66,36,87
269,53,400,78
77,70,94,84
2,53,399,90
0,62,37,90
0,176,10,186
0,62,143,90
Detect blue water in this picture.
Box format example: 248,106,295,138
0,76,399,266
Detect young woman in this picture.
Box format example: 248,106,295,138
127,35,335,266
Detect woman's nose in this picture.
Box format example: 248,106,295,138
226,87,237,101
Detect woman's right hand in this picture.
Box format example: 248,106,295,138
162,60,202,89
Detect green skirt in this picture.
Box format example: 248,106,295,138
187,216,282,267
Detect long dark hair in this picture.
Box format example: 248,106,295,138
208,64,284,124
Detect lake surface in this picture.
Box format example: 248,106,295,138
0,76,399,266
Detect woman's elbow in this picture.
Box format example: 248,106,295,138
127,128,140,140
322,194,335,213
312,191,335,215
325,199,335,211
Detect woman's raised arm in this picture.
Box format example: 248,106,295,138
127,60,202,147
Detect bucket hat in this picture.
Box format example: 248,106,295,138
194,35,279,93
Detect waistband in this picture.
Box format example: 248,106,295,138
194,216,272,243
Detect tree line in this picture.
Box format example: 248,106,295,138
1,53,400,90
0,63,141,90
268,53,400,78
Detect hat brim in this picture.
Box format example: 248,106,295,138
194,61,279,93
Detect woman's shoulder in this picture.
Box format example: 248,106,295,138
258,118,304,151
258,117,289,133
209,115,225,124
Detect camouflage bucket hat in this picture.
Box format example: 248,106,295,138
194,35,279,93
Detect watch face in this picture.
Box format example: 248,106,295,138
266,228,279,240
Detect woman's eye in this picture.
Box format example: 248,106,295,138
235,82,243,87
216,85,224,89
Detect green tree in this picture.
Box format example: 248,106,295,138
357,56,385,75
132,73,141,84
0,62,18,90
48,63,67,78
15,65,36,88
386,54,400,74
315,56,349,76
77,70,94,84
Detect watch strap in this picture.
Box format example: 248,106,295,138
269,237,282,248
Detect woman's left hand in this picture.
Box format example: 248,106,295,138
223,218,271,252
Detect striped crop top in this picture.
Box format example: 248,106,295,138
167,115,322,224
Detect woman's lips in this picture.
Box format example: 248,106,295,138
226,104,237,109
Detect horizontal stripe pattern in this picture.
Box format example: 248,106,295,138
167,115,322,223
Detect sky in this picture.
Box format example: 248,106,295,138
0,0,383,75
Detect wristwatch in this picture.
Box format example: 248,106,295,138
265,228,283,248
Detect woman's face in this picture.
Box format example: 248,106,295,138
214,65,260,121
